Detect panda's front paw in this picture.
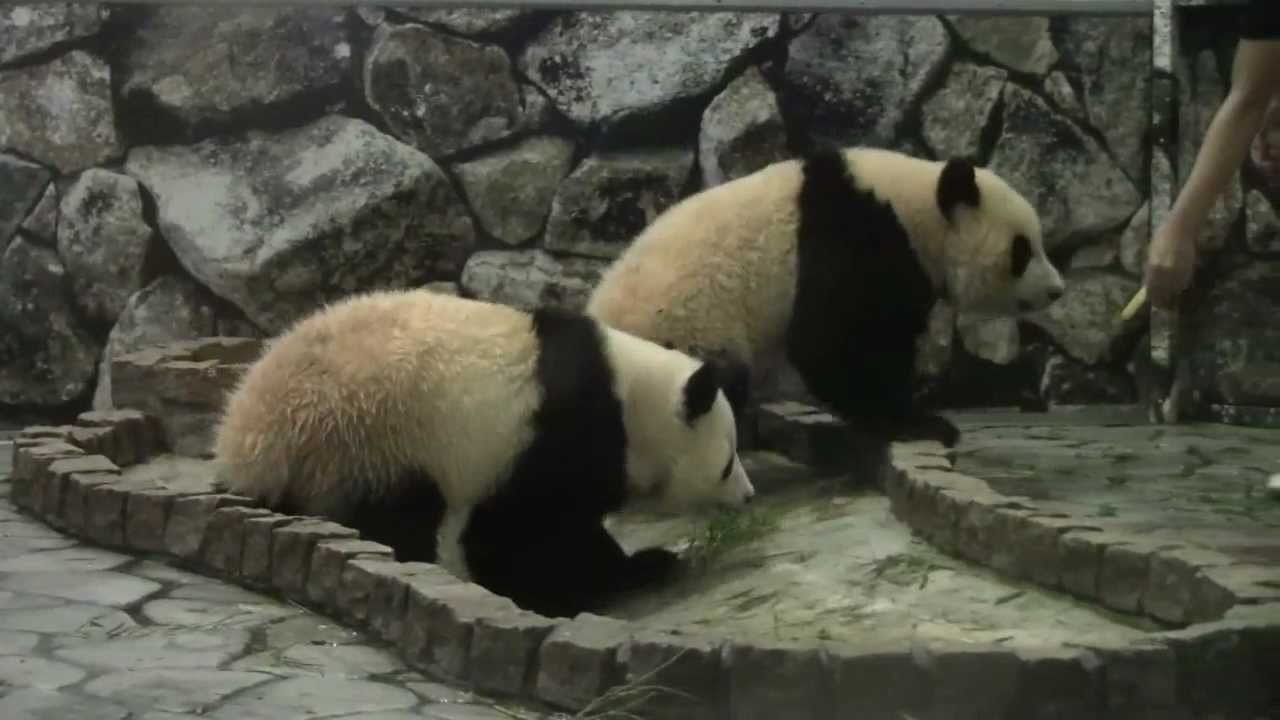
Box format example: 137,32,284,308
908,413,960,448
627,547,683,585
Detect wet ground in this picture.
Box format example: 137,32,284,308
605,451,1156,648
950,408,1280,566
0,442,551,720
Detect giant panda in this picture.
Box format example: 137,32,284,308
586,146,1065,458
212,288,755,618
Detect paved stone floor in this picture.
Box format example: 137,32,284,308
0,441,552,720
950,409,1280,566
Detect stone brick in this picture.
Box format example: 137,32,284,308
620,630,725,720
1160,622,1269,717
305,538,394,611
1014,516,1099,589
535,613,632,711
470,609,560,697
335,557,397,628
1008,646,1102,719
1144,547,1234,625
1198,564,1280,619
1092,641,1178,714
952,496,1003,565
62,471,117,533
1099,540,1158,614
1059,530,1107,599
165,494,255,561
11,441,84,510
370,561,448,643
239,514,302,589
43,454,119,526
922,643,1021,720
724,640,830,720
85,482,131,547
124,488,186,553
201,506,276,578
401,578,515,683
270,519,360,600
828,643,930,720
78,409,165,466
987,509,1036,577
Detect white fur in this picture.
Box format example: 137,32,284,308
587,147,1064,373
213,289,753,577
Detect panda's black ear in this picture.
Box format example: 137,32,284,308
716,359,752,417
937,158,981,222
682,362,721,424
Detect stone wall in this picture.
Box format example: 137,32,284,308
1,4,1158,423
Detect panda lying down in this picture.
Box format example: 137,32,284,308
212,289,755,619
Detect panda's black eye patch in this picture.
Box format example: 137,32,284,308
1011,235,1032,278
720,453,734,481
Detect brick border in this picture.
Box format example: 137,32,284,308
7,409,1279,718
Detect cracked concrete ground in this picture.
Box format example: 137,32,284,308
0,439,551,720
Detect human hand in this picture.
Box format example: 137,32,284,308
1145,219,1197,309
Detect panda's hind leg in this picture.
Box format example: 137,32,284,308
345,467,446,563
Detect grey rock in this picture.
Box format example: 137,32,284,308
209,677,419,719
1118,201,1151,276
0,4,104,65
200,506,276,578
828,643,931,719
0,544,130,575
957,315,1019,365
1177,50,1240,253
125,115,475,333
535,613,631,711
1185,261,1280,408
264,614,363,651
401,578,514,682
621,630,724,720
1070,242,1118,270
453,135,577,246
947,16,1058,75
1098,540,1159,614
365,24,523,157
81,669,272,714
0,655,87,690
785,15,949,146
118,7,351,133
460,249,607,312
0,630,39,654
1060,17,1152,180
544,147,694,259
0,50,120,174
53,628,253,671
0,238,103,408
270,519,361,600
724,640,828,720
422,705,525,720
335,557,409,631
392,8,537,37
233,642,405,679
1042,70,1085,121
1144,547,1233,624
306,538,394,611
1040,352,1136,406
57,169,153,326
1058,531,1105,598
519,11,779,130
19,178,59,244
164,494,253,561
699,66,789,188
469,610,559,696
1025,271,1140,365
94,273,257,411
0,689,128,720
167,582,272,604
922,63,1007,160
989,83,1142,251
1092,641,1178,712
0,154,52,249
43,454,118,523
239,514,303,590
1008,647,1102,718
1246,189,1280,254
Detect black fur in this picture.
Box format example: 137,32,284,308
346,470,447,563
460,308,681,618
1011,234,1032,278
683,362,720,423
937,157,981,222
786,150,960,450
